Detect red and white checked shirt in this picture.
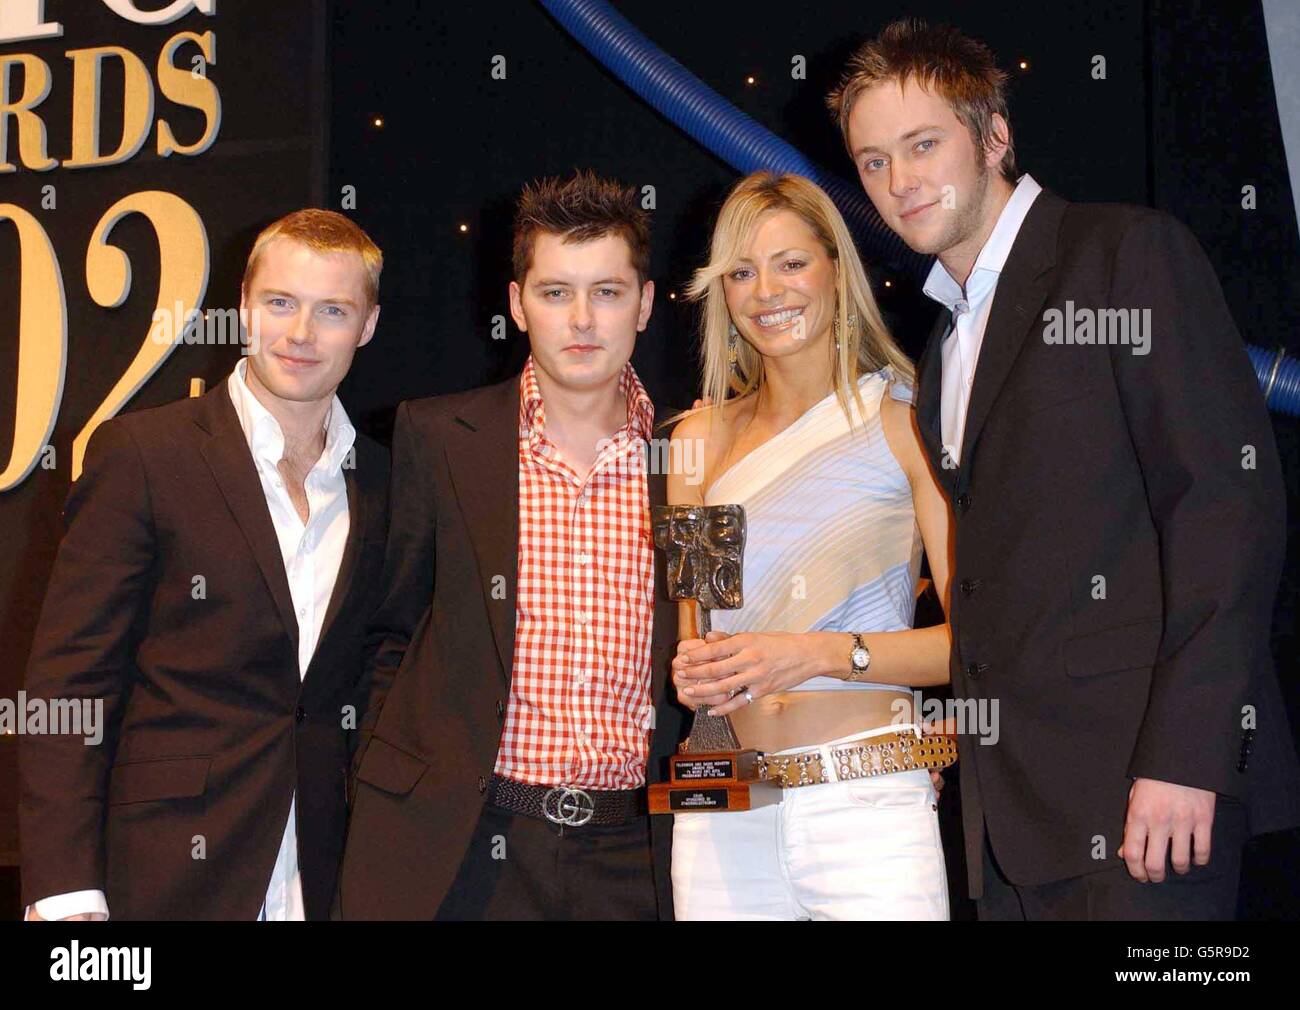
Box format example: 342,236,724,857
495,357,657,790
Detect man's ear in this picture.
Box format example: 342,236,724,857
239,292,254,349
357,303,381,348
637,279,655,332
985,113,1011,170
508,280,529,332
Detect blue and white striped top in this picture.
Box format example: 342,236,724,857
705,367,921,692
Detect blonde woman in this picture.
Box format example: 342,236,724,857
668,172,955,920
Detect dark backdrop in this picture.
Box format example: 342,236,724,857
328,0,1300,920
3,0,1297,919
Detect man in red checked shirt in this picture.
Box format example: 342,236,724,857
336,170,687,920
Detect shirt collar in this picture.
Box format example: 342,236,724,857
518,354,654,446
922,173,1043,311
227,358,356,478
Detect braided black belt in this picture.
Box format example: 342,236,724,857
488,775,646,827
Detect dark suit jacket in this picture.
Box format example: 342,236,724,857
912,188,1300,898
19,379,389,919
336,374,687,920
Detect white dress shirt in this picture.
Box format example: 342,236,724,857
30,359,354,921
922,173,1042,465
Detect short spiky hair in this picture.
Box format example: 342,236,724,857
826,19,1018,183
242,208,383,307
512,169,651,285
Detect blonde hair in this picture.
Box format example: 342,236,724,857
682,171,913,430
242,208,384,307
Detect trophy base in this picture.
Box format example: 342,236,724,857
648,749,782,814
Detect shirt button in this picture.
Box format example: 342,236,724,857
576,552,591,566
298,606,306,617
295,706,306,723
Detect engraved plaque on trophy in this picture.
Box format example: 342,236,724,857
648,504,780,814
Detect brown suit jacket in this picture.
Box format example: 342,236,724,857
19,379,389,919
337,374,687,919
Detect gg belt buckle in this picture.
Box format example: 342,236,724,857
542,785,595,826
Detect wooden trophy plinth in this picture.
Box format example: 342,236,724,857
649,747,780,813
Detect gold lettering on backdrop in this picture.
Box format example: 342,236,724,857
0,192,210,489
0,19,225,489
101,1,216,29
64,45,155,169
0,2,63,46
156,31,220,157
0,204,67,489
73,191,210,479
0,30,223,171
0,53,58,172
0,2,219,44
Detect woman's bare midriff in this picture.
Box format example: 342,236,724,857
727,687,917,754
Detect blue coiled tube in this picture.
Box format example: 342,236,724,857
538,0,929,281
1248,345,1300,418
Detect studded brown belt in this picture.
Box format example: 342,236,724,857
754,727,959,789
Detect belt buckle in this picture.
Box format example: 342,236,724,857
542,785,595,826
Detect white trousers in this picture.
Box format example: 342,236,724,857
671,727,950,920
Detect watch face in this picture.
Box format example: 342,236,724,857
851,647,870,669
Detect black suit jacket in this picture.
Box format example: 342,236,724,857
19,379,389,919
337,374,687,920
912,188,1300,897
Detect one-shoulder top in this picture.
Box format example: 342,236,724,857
704,367,921,692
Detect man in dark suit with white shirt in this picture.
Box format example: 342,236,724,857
21,210,389,920
828,18,1300,919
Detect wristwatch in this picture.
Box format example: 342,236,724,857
847,633,871,681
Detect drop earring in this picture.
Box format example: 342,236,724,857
831,311,858,350
728,322,738,367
